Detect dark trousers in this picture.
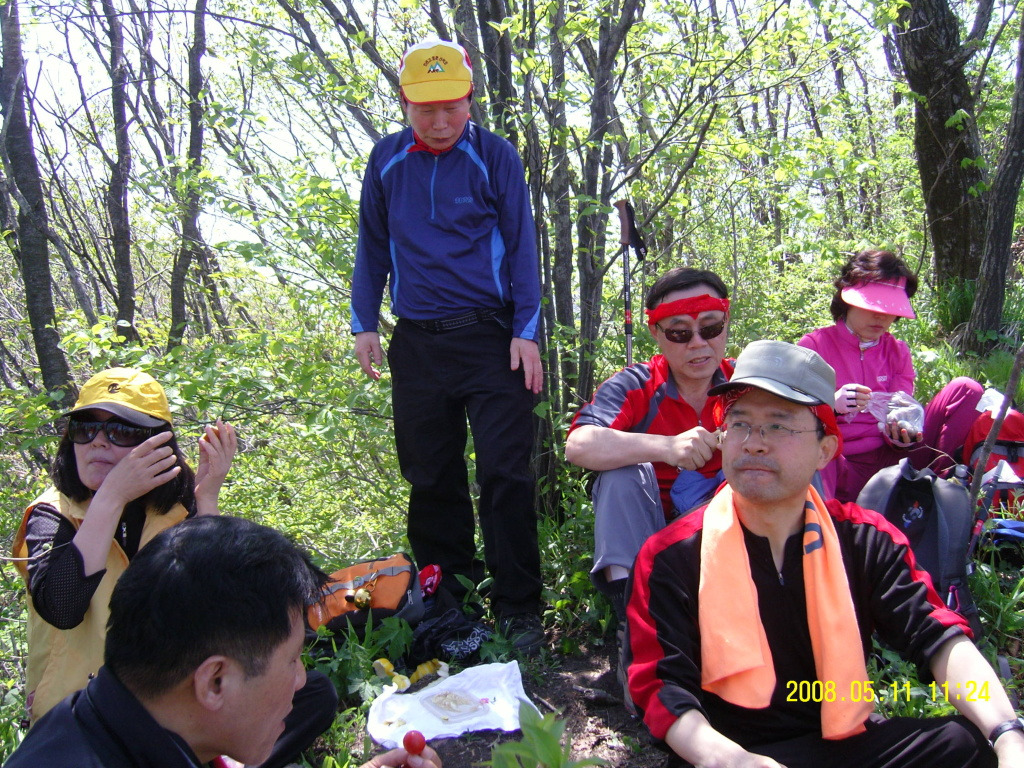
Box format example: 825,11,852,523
668,714,995,768
387,318,542,618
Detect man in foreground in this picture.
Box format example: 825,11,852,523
350,38,543,653
626,340,1024,767
565,267,733,620
5,516,441,768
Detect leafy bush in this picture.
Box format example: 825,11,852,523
308,617,414,707
971,561,1024,661
484,701,608,768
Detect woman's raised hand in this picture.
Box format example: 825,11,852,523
195,419,237,516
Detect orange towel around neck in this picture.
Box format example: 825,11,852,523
698,485,871,739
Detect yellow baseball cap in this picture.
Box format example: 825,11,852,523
66,367,172,427
399,39,473,104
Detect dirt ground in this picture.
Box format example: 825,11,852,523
427,635,667,768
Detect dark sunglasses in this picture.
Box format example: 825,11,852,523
656,319,727,345
68,419,159,448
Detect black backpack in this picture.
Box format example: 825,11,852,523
857,458,982,637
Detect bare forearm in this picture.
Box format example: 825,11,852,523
72,494,125,575
565,425,670,470
565,424,718,472
569,423,671,473
665,710,784,768
930,635,1020,737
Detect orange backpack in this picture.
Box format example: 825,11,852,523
307,553,425,634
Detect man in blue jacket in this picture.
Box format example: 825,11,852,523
350,39,544,654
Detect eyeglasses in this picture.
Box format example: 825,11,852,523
720,421,823,444
656,319,726,344
68,419,158,448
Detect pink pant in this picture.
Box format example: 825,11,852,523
821,377,983,503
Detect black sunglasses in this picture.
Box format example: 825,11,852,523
656,319,727,345
68,419,159,448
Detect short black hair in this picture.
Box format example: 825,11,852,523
105,516,327,699
645,267,730,310
51,423,196,515
829,249,918,321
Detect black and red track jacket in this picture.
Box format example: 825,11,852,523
625,497,970,749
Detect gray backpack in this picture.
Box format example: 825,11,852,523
857,457,981,637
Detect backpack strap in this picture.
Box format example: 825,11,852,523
855,460,906,517
928,466,970,601
322,565,413,594
994,439,1023,464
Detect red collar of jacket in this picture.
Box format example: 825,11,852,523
406,127,466,155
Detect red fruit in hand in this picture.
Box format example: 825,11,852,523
403,730,426,756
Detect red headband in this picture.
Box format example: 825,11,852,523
812,403,844,453
646,295,730,325
713,387,844,454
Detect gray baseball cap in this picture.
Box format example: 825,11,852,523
708,340,836,406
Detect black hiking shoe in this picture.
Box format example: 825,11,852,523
497,613,545,656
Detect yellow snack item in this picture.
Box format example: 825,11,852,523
409,659,441,684
372,657,447,691
391,674,411,691
373,658,395,679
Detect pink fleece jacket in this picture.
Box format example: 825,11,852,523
798,321,914,456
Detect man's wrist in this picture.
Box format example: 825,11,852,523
988,717,1024,747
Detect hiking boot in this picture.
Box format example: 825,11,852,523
497,613,545,656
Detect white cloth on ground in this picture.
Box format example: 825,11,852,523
366,661,535,748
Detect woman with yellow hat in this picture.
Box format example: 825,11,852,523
11,367,237,722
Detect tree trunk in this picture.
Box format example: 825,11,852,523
545,3,577,415
100,0,138,342
0,0,73,406
451,0,488,130
963,15,1024,352
476,0,516,139
168,0,212,349
891,0,992,288
574,0,643,403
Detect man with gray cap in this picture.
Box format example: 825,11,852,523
625,340,1023,767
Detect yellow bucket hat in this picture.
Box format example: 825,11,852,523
399,39,473,104
66,367,172,427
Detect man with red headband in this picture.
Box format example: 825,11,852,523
566,267,734,626
350,39,544,654
626,341,1022,768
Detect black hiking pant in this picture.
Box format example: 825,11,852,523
387,316,542,619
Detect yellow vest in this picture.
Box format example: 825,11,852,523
11,487,188,722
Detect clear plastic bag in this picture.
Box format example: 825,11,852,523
865,390,924,434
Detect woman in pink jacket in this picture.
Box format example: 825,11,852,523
798,249,982,501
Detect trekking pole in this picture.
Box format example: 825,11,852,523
614,200,647,367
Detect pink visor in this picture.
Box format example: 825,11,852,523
841,278,915,319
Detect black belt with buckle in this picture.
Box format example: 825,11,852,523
408,307,509,333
